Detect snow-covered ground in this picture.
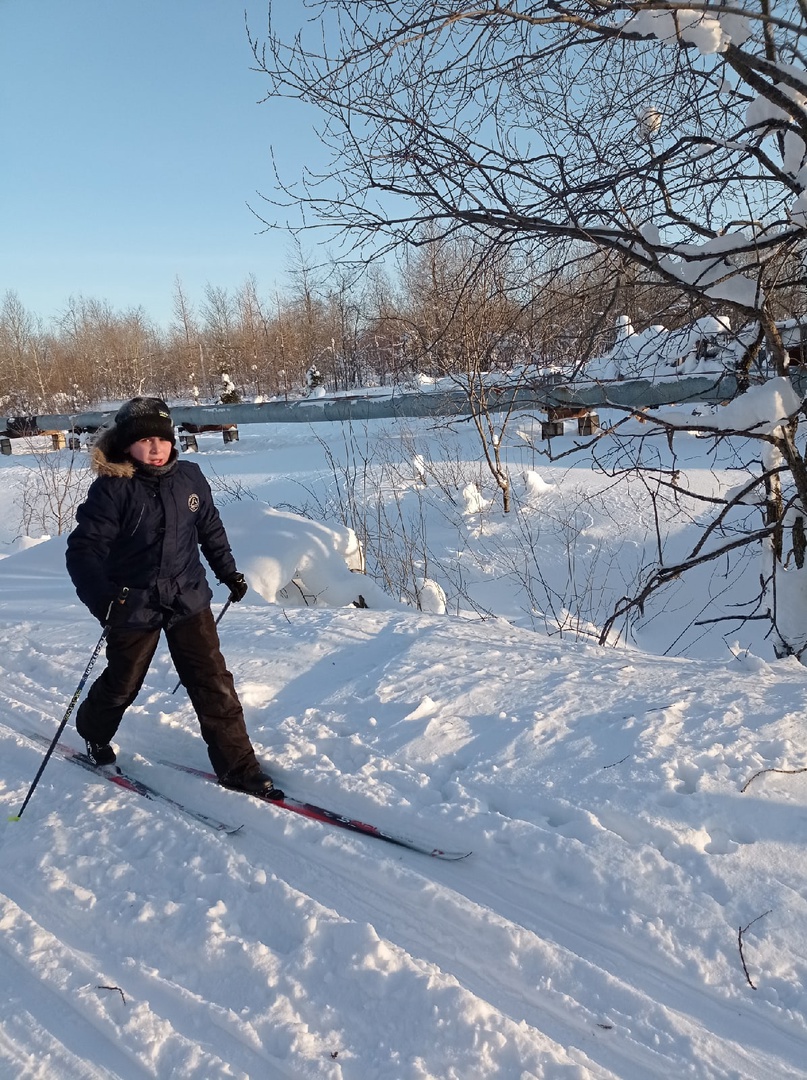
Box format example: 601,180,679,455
1,415,807,1078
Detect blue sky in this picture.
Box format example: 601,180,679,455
1,1,320,328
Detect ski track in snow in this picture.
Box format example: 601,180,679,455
3,599,807,1078
3,420,807,1078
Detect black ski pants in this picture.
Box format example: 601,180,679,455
75,607,260,779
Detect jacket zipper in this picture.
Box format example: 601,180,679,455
129,505,145,537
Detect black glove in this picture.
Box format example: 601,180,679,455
226,572,248,603
102,587,130,627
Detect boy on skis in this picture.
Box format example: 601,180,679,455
65,396,282,798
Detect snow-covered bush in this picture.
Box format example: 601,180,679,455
220,500,397,610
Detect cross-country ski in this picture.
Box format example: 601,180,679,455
6,724,241,834
157,756,472,860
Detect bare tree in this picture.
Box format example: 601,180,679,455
235,275,272,398
0,291,51,412
15,442,92,538
164,276,200,397
253,1,807,653
398,232,545,510
254,3,805,349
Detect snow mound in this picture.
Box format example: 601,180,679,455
523,470,554,499
220,500,398,609
416,577,447,614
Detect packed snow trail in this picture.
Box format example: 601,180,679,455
5,724,242,833
2,532,807,1076
155,755,472,858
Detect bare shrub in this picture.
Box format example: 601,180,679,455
15,442,92,538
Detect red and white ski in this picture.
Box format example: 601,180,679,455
158,756,472,860
8,725,241,835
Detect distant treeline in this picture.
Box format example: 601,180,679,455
1,238,723,414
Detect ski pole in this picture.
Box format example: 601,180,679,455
170,597,233,695
9,588,128,822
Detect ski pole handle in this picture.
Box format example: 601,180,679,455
104,586,130,625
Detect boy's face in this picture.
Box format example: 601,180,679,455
127,437,173,467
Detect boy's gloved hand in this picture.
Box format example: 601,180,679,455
102,587,130,627
226,572,248,602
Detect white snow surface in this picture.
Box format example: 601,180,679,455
585,314,735,380
2,417,807,1078
622,9,751,55
223,502,392,611
659,377,803,435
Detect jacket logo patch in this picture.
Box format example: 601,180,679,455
188,494,200,512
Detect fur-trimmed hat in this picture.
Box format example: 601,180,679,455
114,397,175,450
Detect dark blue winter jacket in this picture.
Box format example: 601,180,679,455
66,440,237,629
